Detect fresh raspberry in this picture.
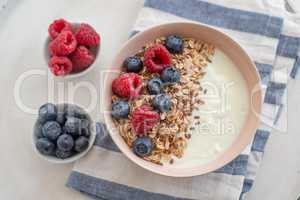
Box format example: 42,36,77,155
112,73,142,99
48,19,73,40
144,44,171,73
131,105,160,135
69,46,95,71
75,23,100,47
48,56,73,76
48,31,77,56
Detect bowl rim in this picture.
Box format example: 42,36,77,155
44,22,100,79
32,103,96,164
104,22,262,177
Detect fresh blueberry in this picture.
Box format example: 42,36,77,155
55,149,73,159
75,136,89,152
147,77,164,95
42,121,62,141
64,117,81,136
34,120,44,139
152,94,172,112
111,100,130,119
165,35,183,53
161,66,181,84
123,56,143,73
64,104,88,119
133,136,153,157
38,103,57,123
80,119,91,138
36,138,55,156
64,117,90,138
57,134,74,151
56,111,66,126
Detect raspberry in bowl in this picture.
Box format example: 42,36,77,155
32,103,96,163
45,19,100,78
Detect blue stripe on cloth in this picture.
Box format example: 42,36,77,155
251,129,270,152
239,179,254,200
264,81,286,105
67,171,195,200
214,154,248,176
290,56,300,79
276,35,300,58
144,0,283,38
94,122,120,152
254,62,273,85
274,104,284,125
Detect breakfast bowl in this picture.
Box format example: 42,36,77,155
103,22,262,177
44,19,100,79
32,103,96,164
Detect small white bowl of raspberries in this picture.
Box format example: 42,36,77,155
45,19,100,78
33,103,96,163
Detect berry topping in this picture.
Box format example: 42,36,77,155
152,94,172,112
48,19,73,40
144,44,171,73
55,149,73,159
57,134,74,151
48,56,73,76
133,136,153,157
161,66,181,84
38,103,57,123
36,138,55,156
131,105,159,135
48,31,77,56
74,136,89,152
111,100,130,119
42,121,62,141
75,23,100,47
112,73,142,99
69,46,95,71
165,35,183,54
123,56,143,73
147,77,164,95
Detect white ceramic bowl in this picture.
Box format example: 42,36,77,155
32,104,96,164
44,23,100,79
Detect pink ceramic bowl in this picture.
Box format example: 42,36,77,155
103,22,262,177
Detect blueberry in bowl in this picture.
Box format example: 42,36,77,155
152,94,172,112
123,56,143,73
42,121,62,141
147,77,164,95
161,66,181,85
111,100,130,119
32,103,96,163
165,35,183,54
38,103,57,123
133,136,153,157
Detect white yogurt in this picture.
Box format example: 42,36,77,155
167,49,249,167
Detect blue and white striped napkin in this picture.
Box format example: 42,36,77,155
67,1,300,199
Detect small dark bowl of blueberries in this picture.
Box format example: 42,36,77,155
33,103,96,163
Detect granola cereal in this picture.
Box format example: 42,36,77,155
111,36,215,165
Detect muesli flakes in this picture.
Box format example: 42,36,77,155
112,37,215,165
